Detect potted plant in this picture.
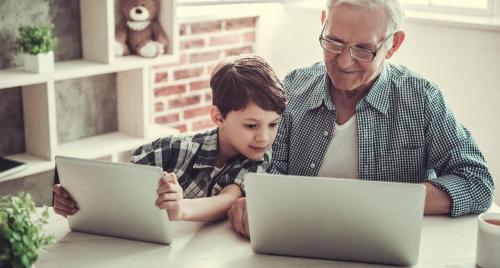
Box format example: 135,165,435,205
16,25,56,73
0,192,54,268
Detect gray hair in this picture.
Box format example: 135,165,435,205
325,0,405,34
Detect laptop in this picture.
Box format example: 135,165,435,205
245,173,426,266
55,156,172,244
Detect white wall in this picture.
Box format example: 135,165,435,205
255,4,500,205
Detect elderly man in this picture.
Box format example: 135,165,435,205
228,0,494,237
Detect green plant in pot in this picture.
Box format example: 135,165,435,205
0,192,54,268
16,25,56,73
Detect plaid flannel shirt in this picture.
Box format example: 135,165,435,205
131,128,271,198
270,62,494,217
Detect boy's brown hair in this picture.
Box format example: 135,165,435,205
210,55,287,118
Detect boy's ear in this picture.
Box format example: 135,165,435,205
210,106,224,126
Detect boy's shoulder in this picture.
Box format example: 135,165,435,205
158,128,218,151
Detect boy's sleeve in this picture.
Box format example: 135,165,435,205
130,136,177,172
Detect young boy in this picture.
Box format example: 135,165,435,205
53,55,286,222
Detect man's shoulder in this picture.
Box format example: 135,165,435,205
284,62,325,83
283,62,326,98
388,63,437,91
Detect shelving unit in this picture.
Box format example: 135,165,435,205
0,0,180,183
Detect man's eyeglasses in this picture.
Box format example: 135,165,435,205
318,21,394,62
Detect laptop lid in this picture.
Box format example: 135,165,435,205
55,156,172,244
245,173,426,266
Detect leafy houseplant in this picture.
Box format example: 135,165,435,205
0,193,54,268
16,25,56,73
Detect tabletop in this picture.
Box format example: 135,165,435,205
36,204,500,268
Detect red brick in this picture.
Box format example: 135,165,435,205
191,21,222,35
155,85,186,96
189,51,221,64
243,31,256,43
155,113,180,124
206,63,219,75
225,17,257,30
225,45,253,57
174,124,187,133
153,54,187,69
209,34,240,46
174,67,204,80
190,80,210,91
155,72,168,83
180,38,205,50
192,119,216,131
155,102,164,112
169,95,201,108
205,92,212,102
179,24,188,36
184,106,212,119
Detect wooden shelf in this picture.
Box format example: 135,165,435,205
0,0,180,184
0,154,54,183
57,124,179,160
0,54,179,90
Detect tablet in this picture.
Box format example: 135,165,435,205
55,156,172,244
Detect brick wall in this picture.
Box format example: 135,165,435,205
153,17,258,133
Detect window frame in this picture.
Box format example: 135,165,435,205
401,0,497,16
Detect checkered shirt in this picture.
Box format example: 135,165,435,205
270,62,494,217
131,128,271,198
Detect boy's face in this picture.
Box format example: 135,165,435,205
214,102,281,161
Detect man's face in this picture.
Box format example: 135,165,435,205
322,3,392,92
218,102,281,161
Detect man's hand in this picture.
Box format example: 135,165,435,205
53,184,79,217
424,182,452,215
228,197,250,238
156,172,185,220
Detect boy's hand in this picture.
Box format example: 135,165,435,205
228,197,250,238
156,172,184,220
53,184,79,217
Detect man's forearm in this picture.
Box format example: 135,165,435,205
423,182,452,215
181,184,242,222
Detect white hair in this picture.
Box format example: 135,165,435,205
325,0,405,35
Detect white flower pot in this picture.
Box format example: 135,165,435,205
23,51,54,73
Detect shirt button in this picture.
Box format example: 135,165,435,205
310,163,316,169
323,131,329,136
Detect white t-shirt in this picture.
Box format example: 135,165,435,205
318,115,359,179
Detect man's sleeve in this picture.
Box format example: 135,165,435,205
424,84,494,217
269,110,291,175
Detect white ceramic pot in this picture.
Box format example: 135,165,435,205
23,51,54,73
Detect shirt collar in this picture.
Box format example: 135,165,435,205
309,62,392,114
192,128,265,169
359,62,391,115
306,65,335,111
192,128,219,169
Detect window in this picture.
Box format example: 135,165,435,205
177,0,283,6
400,0,495,15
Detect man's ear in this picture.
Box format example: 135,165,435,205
321,10,327,25
386,31,405,59
210,106,224,127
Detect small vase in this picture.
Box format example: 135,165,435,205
23,51,54,73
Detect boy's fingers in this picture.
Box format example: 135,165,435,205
159,173,178,185
53,184,69,198
229,199,247,236
157,182,181,195
156,193,181,205
157,200,180,210
54,197,77,209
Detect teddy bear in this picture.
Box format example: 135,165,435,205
115,0,169,58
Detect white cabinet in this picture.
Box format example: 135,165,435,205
0,0,180,182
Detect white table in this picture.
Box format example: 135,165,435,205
36,205,499,268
